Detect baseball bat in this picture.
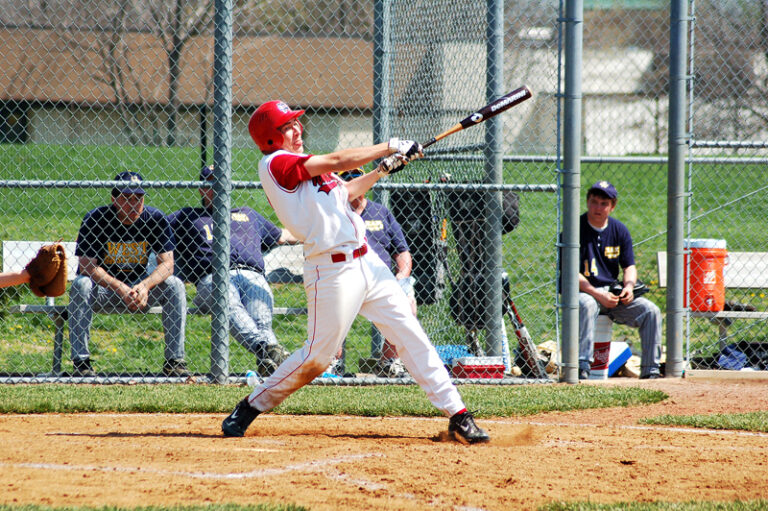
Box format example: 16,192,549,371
422,85,533,149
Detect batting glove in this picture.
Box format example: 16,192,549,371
377,153,409,177
388,138,424,160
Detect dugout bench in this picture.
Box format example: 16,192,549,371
2,240,306,375
657,250,768,349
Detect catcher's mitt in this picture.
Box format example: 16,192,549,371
25,243,67,297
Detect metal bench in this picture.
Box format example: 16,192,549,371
2,240,306,374
657,251,768,347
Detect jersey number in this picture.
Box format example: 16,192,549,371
583,258,598,277
203,224,213,241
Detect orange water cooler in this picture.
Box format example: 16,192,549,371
684,238,727,312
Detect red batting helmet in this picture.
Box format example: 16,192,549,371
248,100,305,153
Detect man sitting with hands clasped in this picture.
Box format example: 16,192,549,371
578,180,662,380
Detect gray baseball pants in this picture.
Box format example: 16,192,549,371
579,290,662,378
69,274,187,362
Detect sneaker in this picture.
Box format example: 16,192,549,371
256,343,290,377
222,397,261,437
448,411,490,445
374,357,407,378
163,358,190,377
640,373,662,380
578,369,591,380
73,358,95,377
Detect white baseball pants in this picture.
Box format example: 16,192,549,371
248,250,466,416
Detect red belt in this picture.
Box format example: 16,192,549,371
331,244,368,263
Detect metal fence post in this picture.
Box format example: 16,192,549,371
666,0,688,379
483,0,504,359
561,0,583,385
210,0,234,384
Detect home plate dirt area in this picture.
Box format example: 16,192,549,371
1,377,767,511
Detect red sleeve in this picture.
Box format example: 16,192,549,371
268,153,313,190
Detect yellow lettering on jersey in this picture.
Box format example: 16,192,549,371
583,258,598,277
604,246,620,259
231,212,249,222
365,220,384,232
103,241,149,265
202,224,213,241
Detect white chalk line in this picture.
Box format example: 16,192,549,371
0,453,382,480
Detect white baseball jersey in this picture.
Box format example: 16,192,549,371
259,150,366,260
249,150,466,418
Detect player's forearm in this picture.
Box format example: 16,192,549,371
82,263,128,293
345,171,382,200
305,143,390,176
578,274,599,296
0,269,29,288
394,252,412,279
141,255,174,290
622,265,637,287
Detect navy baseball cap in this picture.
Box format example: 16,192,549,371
588,180,617,200
200,164,214,180
113,171,145,195
337,167,365,181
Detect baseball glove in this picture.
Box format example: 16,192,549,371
609,279,649,298
25,243,67,297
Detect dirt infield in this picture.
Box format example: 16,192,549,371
1,377,767,511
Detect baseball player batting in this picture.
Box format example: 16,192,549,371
221,100,490,444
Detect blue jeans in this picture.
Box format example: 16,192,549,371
69,274,187,362
579,290,662,377
193,269,278,354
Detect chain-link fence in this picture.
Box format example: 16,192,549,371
684,0,768,372
2,1,763,383
0,0,560,383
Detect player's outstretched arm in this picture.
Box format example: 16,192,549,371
303,142,391,177
0,269,30,288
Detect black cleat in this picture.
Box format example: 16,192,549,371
222,398,261,437
73,358,95,377
449,411,490,445
255,343,290,377
163,358,190,377
579,369,591,380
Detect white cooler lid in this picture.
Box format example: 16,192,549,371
684,238,726,249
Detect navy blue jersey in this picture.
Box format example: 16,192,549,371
579,213,635,287
168,206,282,284
75,205,174,283
360,200,409,268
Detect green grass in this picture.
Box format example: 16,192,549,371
0,383,666,416
540,501,768,511
1,142,765,375
640,411,768,433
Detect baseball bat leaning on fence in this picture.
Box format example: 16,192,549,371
422,85,533,149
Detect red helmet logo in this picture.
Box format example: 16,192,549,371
248,100,305,153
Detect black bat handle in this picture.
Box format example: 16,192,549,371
422,137,437,149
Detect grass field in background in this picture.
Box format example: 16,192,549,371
1,143,765,374
3,501,767,511
0,383,666,416
3,502,768,511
